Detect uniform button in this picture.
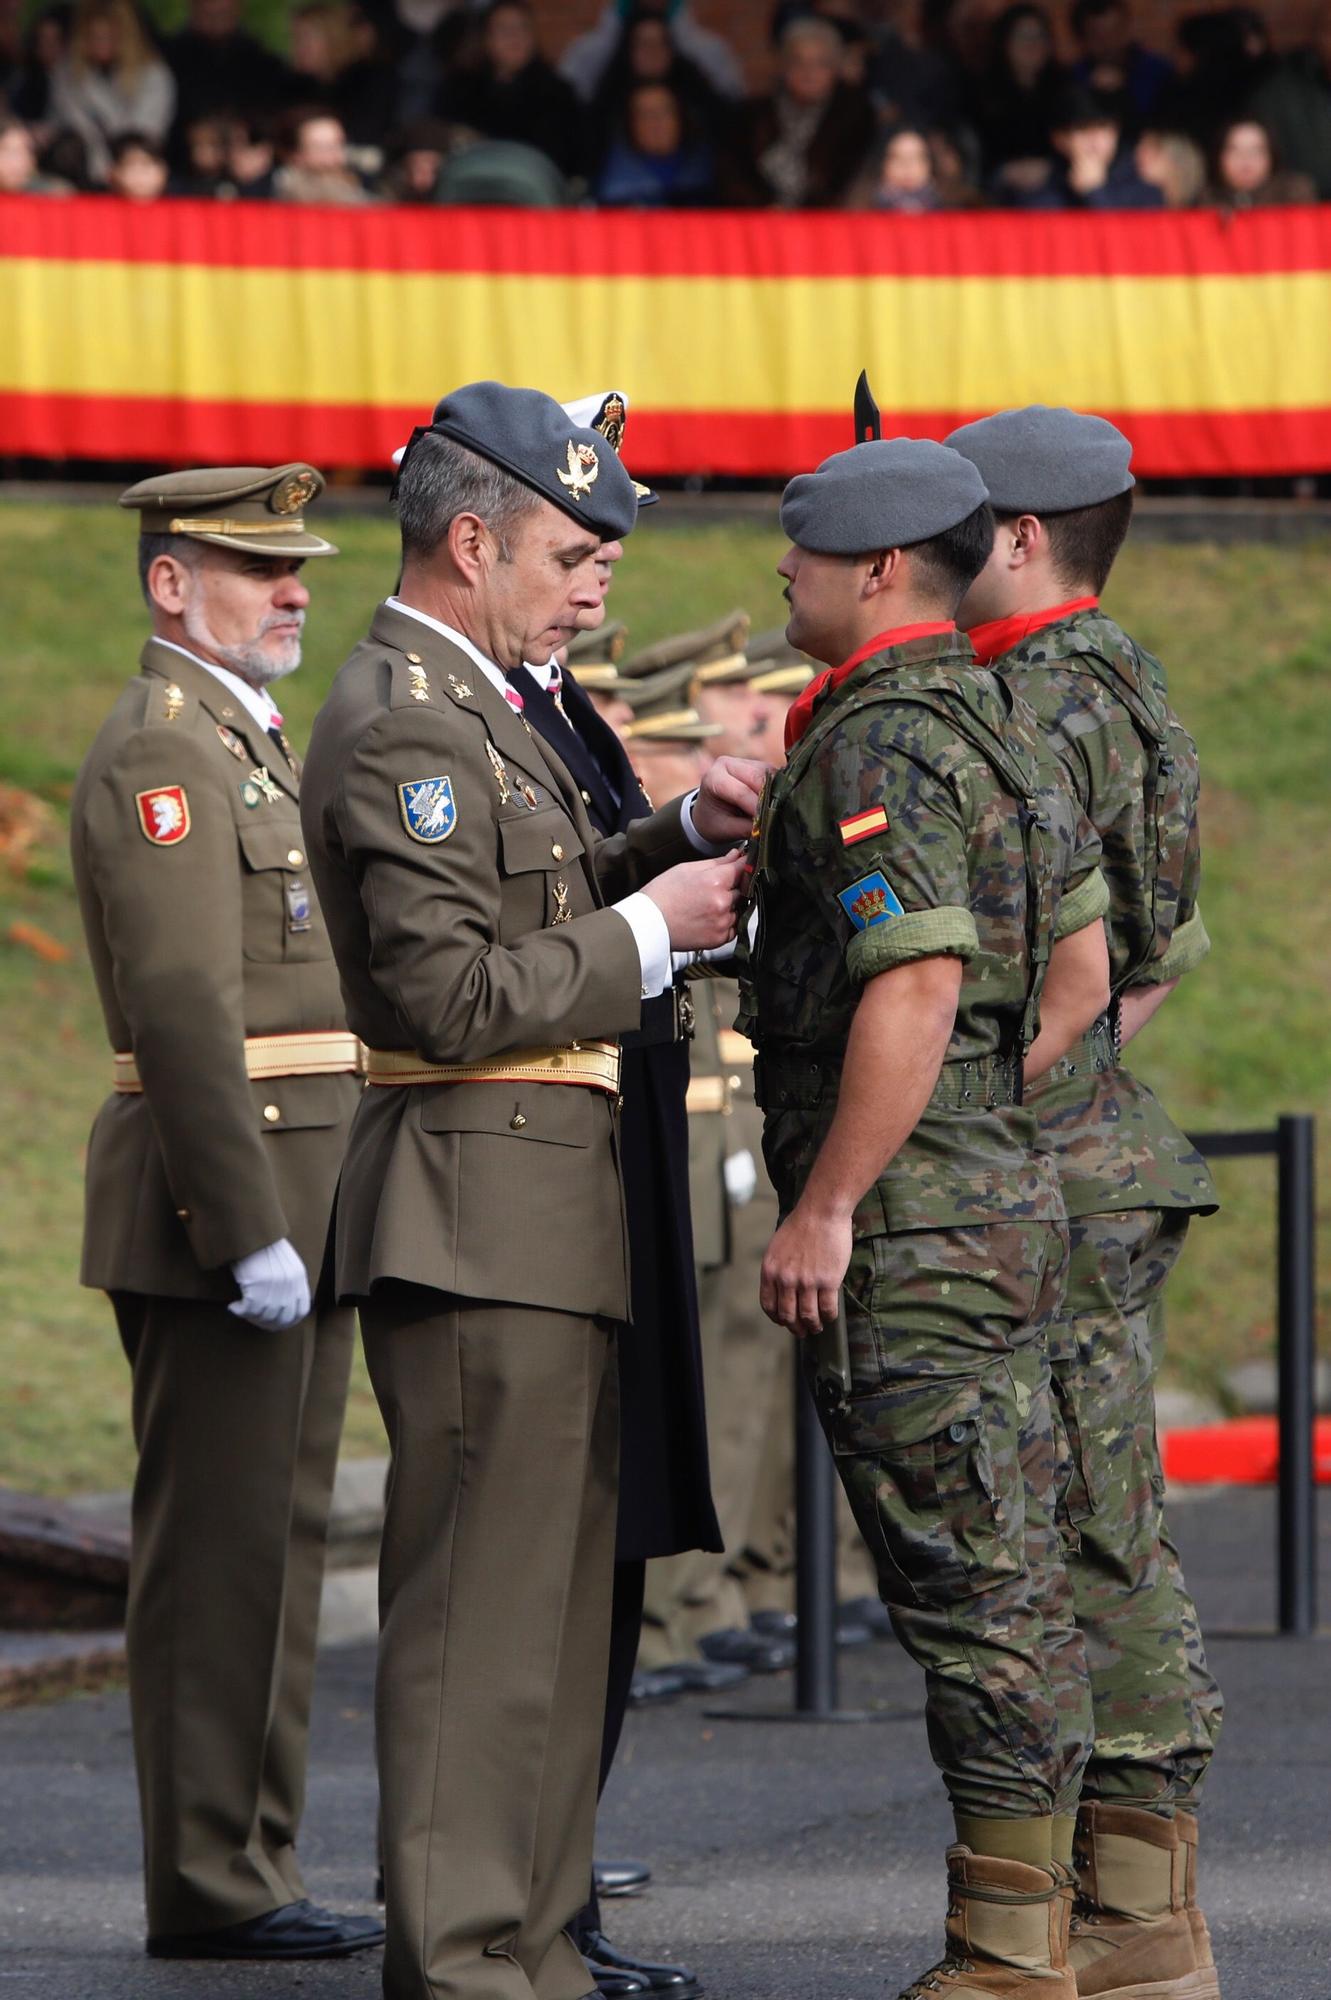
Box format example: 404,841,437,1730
405,651,422,664
948,1421,970,1443
509,1111,527,1130
263,1103,282,1123
551,843,565,861
287,848,303,866
176,1206,191,1221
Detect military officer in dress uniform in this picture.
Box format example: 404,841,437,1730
298,382,762,2000
69,466,384,1962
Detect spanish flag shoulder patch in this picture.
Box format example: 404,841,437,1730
838,805,889,847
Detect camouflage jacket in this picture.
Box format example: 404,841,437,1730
995,608,1216,1218
739,628,1106,1234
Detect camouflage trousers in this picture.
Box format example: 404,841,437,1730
808,1219,1093,1820
1051,1208,1223,1809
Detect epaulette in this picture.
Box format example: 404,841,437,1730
386,649,481,716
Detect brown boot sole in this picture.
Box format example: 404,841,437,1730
1075,1973,1219,2000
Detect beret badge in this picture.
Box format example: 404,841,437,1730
557,440,600,501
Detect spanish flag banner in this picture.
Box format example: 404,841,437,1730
3,195,1330,476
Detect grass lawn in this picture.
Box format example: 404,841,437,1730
2,501,1328,1495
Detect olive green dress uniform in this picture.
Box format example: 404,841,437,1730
69,471,358,1940
299,599,699,2000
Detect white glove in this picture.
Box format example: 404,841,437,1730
228,1238,310,1330
724,1148,758,1208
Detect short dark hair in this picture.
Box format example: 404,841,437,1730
905,501,996,611
137,531,199,607
109,130,165,166
396,430,541,563
1000,487,1134,592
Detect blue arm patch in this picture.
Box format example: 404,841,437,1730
837,870,904,931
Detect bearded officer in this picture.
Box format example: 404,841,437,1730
69,466,382,1961
298,382,761,2000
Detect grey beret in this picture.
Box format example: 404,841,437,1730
944,406,1135,514
407,380,639,539
779,438,989,556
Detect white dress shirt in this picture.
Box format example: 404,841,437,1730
385,601,674,997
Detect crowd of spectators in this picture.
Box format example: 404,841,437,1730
1,0,1330,212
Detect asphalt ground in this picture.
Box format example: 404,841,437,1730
2,1486,1327,2000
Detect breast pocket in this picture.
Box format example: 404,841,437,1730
497,805,587,937
237,819,332,964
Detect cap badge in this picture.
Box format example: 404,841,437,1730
135,785,191,846
558,440,599,501
592,395,626,454
270,470,317,515
398,774,457,844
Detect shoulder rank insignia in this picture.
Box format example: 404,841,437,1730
135,784,191,846
838,805,889,847
398,774,457,844
216,723,247,761
557,439,599,501
407,659,431,703
163,683,184,722
838,871,903,932
485,741,513,805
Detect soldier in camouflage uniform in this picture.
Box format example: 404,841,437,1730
741,435,1114,2000
950,406,1222,2000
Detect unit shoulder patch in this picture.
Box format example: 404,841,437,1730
837,870,903,931
398,774,458,844
135,785,191,846
838,805,889,847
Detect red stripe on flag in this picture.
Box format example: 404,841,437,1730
5,391,1331,479
4,193,1331,280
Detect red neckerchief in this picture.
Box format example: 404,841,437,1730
784,621,956,750
966,597,1099,667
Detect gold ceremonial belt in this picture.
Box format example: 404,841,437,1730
365,1039,621,1095
114,1031,364,1093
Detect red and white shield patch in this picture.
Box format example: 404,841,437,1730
134,785,191,846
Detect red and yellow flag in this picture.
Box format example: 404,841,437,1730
2,195,1330,474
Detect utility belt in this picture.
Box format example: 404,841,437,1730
364,1039,621,1096
1044,1010,1119,1085
113,1030,363,1093
754,1048,1024,1114
622,985,695,1053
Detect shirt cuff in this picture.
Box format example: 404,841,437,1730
1137,907,1211,984
1054,867,1110,940
848,906,979,983
681,790,725,856
615,892,672,998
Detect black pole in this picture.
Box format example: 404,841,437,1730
1275,1114,1318,1637
793,1356,839,1713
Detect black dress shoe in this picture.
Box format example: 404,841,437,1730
628,1666,688,1706
697,1625,794,1673
594,1857,652,1898
584,1953,650,1995
670,1658,749,1694
841,1592,895,1639
584,1930,702,1997
749,1608,796,1639
751,1604,872,1648
147,1898,385,1960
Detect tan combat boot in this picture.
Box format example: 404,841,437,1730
897,1846,1076,1998
1173,1810,1221,1997
1069,1803,1218,1999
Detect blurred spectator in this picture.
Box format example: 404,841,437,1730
849,123,946,209
1070,0,1174,134
289,3,396,148
1152,7,1274,145
219,113,278,198
968,4,1068,199
865,0,966,133
737,15,876,207
1246,6,1331,199
1012,85,1164,204
38,121,91,187
0,110,72,191
561,3,744,108
381,0,474,123
1134,124,1207,203
272,104,375,202
378,115,457,200
49,0,175,183
105,126,167,200
585,5,726,173
170,112,229,195
1209,113,1316,205
436,134,569,203
595,77,715,204
439,1,582,177
165,0,291,143
929,122,985,205
7,4,72,131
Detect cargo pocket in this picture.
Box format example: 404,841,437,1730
829,1375,1022,1608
